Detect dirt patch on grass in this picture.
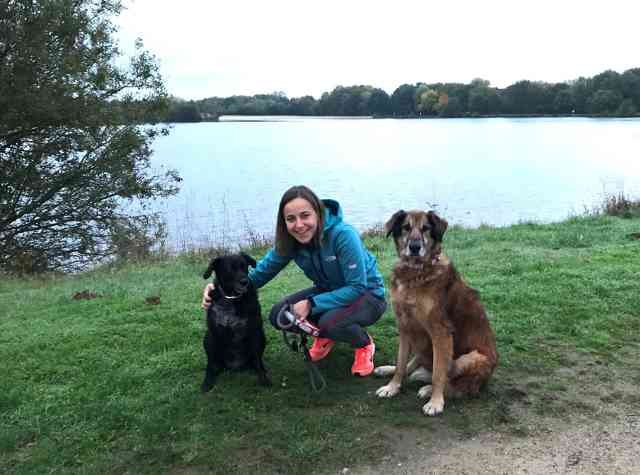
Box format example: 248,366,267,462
348,349,640,474
350,412,639,474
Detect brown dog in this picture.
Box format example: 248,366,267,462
375,210,497,416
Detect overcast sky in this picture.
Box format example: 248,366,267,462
116,0,640,100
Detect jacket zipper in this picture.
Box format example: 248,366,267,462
309,250,330,288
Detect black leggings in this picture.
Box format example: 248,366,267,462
268,287,387,348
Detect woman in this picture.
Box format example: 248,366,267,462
202,185,387,376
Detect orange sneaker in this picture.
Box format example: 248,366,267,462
351,336,375,376
309,337,335,362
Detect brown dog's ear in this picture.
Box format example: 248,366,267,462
385,210,407,238
241,253,257,268
427,211,448,242
203,257,220,279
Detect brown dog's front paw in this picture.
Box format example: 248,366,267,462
422,396,444,416
376,382,401,398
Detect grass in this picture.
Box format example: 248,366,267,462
1,214,640,474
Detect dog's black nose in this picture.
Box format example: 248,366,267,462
239,277,249,286
409,241,422,256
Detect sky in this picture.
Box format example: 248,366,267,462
116,0,640,101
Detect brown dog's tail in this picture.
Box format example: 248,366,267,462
449,350,496,395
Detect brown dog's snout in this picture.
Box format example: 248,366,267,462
408,240,422,256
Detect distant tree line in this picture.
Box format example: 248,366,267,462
165,68,640,122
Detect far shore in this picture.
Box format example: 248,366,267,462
172,113,640,124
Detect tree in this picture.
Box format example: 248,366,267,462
470,78,490,89
620,68,640,110
553,88,575,114
468,88,490,115
316,86,347,115
433,91,450,116
390,84,418,116
438,95,463,116
617,98,637,116
587,89,623,115
367,88,391,116
592,70,621,92
315,86,377,116
501,80,553,114
467,79,500,115
439,83,469,115
342,86,366,116
568,77,593,114
415,87,439,116
0,0,181,272
167,99,202,122
289,95,317,115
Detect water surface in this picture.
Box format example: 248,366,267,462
149,117,640,249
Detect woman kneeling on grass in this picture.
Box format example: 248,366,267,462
202,185,387,376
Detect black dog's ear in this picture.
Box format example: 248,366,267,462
203,257,221,279
427,211,448,242
241,253,257,268
385,210,406,238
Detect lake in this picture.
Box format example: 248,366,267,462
148,117,640,250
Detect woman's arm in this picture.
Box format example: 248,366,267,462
248,248,291,289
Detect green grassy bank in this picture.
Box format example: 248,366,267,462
1,215,639,474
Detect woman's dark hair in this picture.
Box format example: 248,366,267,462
275,185,325,256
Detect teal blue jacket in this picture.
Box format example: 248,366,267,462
249,199,385,315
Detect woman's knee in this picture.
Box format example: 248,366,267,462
321,322,368,347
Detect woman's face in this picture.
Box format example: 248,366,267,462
283,197,319,244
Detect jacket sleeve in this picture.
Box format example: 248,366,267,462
310,228,368,315
248,248,291,289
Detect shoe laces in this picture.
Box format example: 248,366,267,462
313,338,332,349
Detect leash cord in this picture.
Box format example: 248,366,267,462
281,331,326,393
302,343,327,393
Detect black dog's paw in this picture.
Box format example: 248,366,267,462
201,378,216,393
258,372,272,387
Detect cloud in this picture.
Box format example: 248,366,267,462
116,0,640,100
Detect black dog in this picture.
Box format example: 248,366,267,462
201,253,271,392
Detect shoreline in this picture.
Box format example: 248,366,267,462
169,113,640,124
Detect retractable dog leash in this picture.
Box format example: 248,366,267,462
277,307,327,393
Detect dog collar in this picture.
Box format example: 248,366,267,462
222,293,241,300
216,283,244,300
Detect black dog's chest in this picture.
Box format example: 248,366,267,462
210,302,251,369
211,303,248,330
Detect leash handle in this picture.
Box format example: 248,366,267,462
277,308,321,337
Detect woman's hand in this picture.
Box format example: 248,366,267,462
292,299,311,320
202,283,215,310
